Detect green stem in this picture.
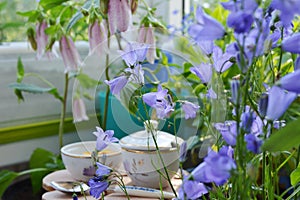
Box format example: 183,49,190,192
58,73,69,148
18,168,50,176
102,25,111,130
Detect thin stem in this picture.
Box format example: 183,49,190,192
58,73,69,148
18,168,50,176
102,25,111,130
24,73,58,90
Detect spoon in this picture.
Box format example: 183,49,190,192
50,181,90,193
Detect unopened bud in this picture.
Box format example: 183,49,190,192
27,27,37,51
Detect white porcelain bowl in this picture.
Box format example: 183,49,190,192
61,141,122,182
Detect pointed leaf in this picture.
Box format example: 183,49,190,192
0,170,18,197
17,57,24,83
66,11,84,32
290,165,300,186
76,73,100,89
262,117,300,151
39,0,69,11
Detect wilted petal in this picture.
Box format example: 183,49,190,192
278,69,300,93
59,36,82,73
190,63,212,83
104,76,128,96
266,86,297,120
73,98,89,122
282,33,300,54
182,101,200,119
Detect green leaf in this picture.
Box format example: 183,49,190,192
0,170,18,197
16,57,24,83
66,11,84,32
9,83,63,101
290,165,300,186
39,0,69,11
81,0,92,12
16,10,40,22
45,25,59,35
29,148,54,193
76,73,99,89
262,117,300,152
0,2,7,11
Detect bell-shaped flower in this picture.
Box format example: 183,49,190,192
95,162,112,177
88,20,107,56
104,75,128,96
138,25,156,64
282,33,300,54
59,36,82,73
182,101,200,119
108,0,132,35
88,176,109,199
277,69,300,93
119,42,149,67
244,134,263,154
266,86,297,120
93,126,119,151
270,0,300,28
227,11,254,34
36,20,48,60
188,6,225,42
295,56,300,71
72,98,89,123
212,46,234,73
197,40,214,55
258,93,268,118
142,85,168,107
190,63,212,84
230,80,240,105
214,121,237,146
179,141,187,163
178,178,208,200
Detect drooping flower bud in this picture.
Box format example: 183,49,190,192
138,25,156,64
36,20,48,60
258,93,268,118
88,20,108,56
108,0,132,35
27,27,37,51
72,98,89,123
230,79,240,105
59,36,82,73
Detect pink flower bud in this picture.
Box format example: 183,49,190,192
108,0,132,35
88,20,108,56
138,25,156,64
36,21,48,60
59,36,82,73
73,98,89,123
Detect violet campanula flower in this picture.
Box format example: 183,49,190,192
227,11,254,34
230,79,240,105
104,75,128,96
119,42,149,67
178,178,208,200
197,40,214,55
277,69,300,93
138,25,156,64
270,0,300,28
36,20,48,60
258,93,268,118
282,33,300,54
295,56,300,71
266,86,297,121
59,36,82,73
88,176,109,199
72,98,89,123
95,162,112,177
212,46,234,73
93,126,119,151
190,63,212,84
108,0,132,35
88,20,107,56
126,64,145,85
188,6,225,42
241,108,256,133
142,85,174,119
182,101,200,119
179,141,187,163
222,0,258,13
244,134,263,154
214,121,237,146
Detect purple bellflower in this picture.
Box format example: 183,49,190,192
95,162,112,177
227,11,254,34
178,178,208,200
36,21,48,60
245,134,263,154
266,86,297,121
270,0,300,28
214,121,237,146
230,79,240,105
72,98,89,123
212,46,234,73
188,6,225,42
190,63,212,84
88,20,107,56
197,40,214,55
119,42,149,67
179,141,187,163
282,33,300,54
295,56,300,71
88,176,109,199
142,85,174,119
207,87,217,99
104,75,128,96
181,101,200,119
277,69,300,93
138,25,156,64
93,126,119,151
59,36,82,73
108,0,132,35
